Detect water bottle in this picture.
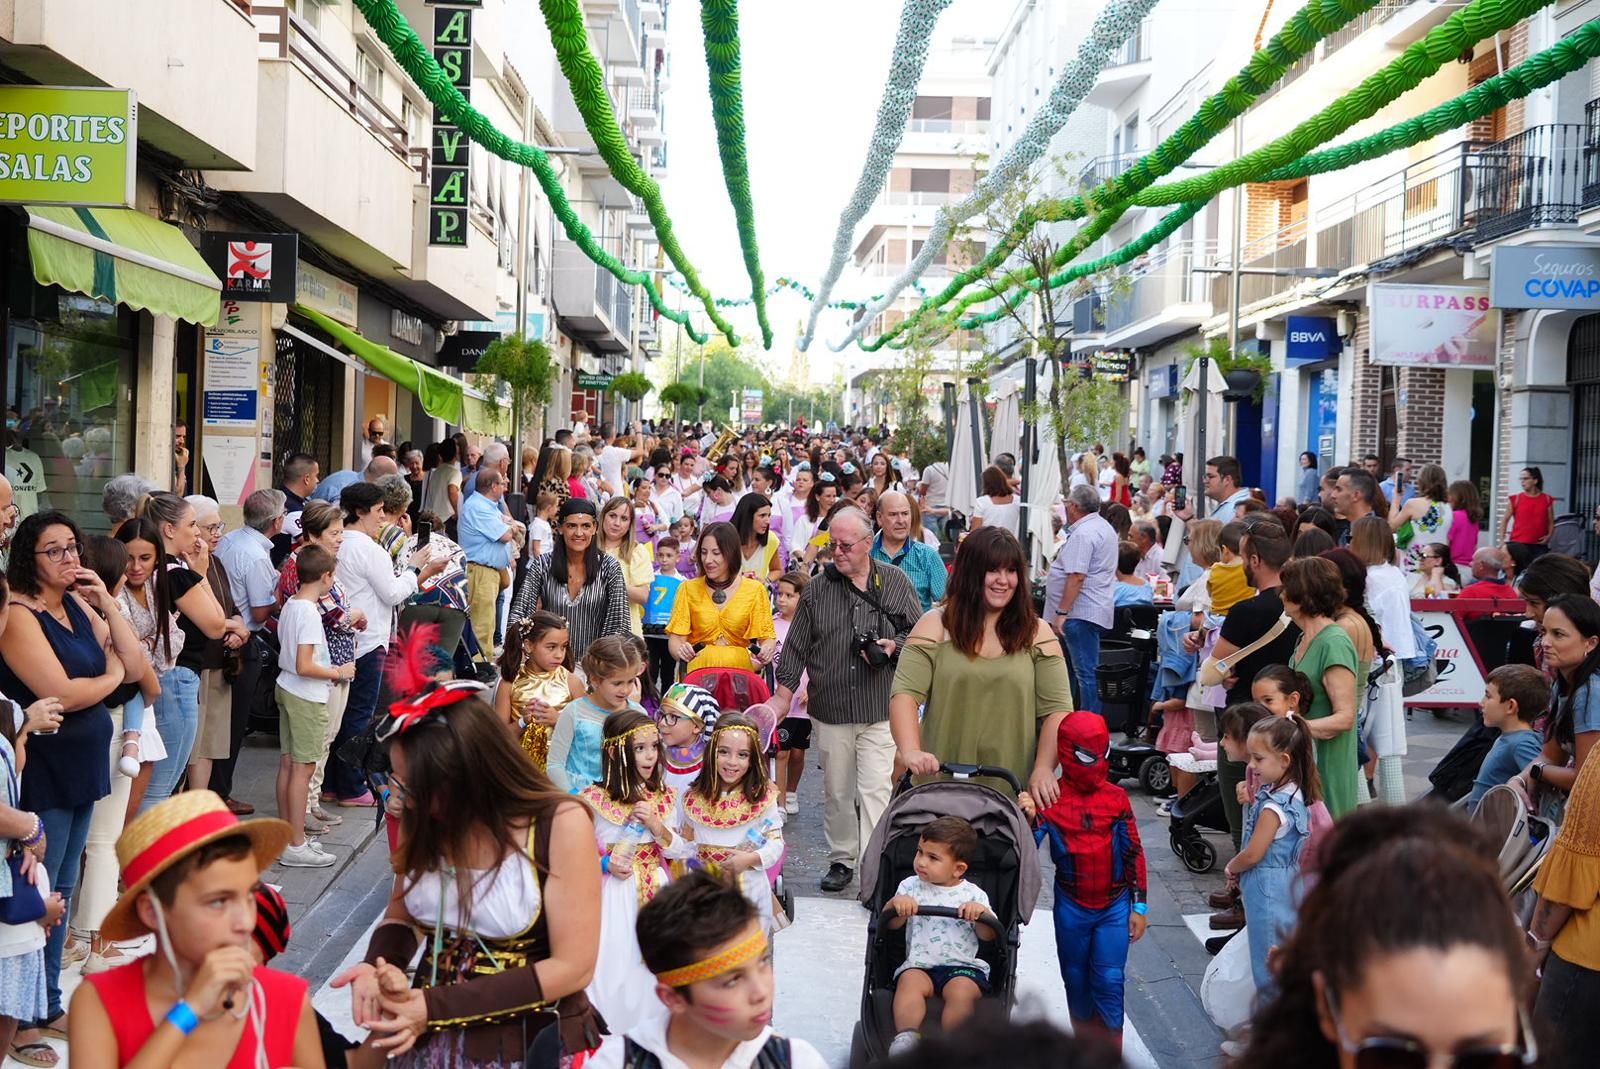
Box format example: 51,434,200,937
614,819,648,863
742,816,775,852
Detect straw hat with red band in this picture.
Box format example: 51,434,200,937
100,791,292,942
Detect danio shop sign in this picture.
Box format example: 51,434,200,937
0,86,136,207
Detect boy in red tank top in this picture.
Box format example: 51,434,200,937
67,791,324,1068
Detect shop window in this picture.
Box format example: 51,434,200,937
5,295,135,533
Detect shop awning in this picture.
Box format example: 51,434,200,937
25,205,222,325
293,304,508,436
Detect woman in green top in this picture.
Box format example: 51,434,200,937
1281,557,1362,818
892,526,1075,805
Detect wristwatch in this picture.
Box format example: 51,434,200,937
1531,762,1546,784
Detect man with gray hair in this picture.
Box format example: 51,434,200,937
772,506,922,893
310,454,399,505
215,488,287,631
102,472,158,528
1046,483,1117,714
1131,519,1163,577
463,441,511,503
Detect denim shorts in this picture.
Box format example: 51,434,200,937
922,964,991,995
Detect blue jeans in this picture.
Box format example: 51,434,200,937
34,802,94,1022
327,647,386,800
142,666,200,812
1052,891,1131,1034
1060,618,1106,714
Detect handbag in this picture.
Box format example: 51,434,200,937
1198,614,1292,688
0,744,43,925
1393,519,1417,550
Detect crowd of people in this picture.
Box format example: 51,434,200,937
0,414,1586,1068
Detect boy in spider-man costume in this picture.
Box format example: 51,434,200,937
1018,711,1148,1048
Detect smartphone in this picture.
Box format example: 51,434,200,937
416,520,432,551
1174,485,1188,511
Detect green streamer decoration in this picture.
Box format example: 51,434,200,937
665,273,929,309
352,0,713,344
866,0,1558,349
699,0,773,348
880,19,1600,348
867,0,1386,346
539,0,739,345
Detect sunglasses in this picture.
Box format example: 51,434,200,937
1325,988,1536,1069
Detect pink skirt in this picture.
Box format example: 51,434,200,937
1155,706,1197,754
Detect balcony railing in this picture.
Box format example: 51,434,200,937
1473,124,1586,241
1109,23,1150,66
1078,153,1140,190
1321,0,1419,59
1315,141,1484,267
1586,98,1600,210
255,6,426,179
1103,240,1216,334
1209,219,1308,311
906,118,990,135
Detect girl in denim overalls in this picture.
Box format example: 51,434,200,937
1223,713,1321,993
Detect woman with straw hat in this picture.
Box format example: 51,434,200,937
65,790,322,1067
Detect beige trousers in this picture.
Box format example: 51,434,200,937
307,680,351,805
466,563,501,659
813,719,895,868
73,704,133,934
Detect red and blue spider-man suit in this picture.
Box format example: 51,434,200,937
1031,711,1147,1042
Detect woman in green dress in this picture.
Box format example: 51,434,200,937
1281,556,1362,818
891,526,1075,805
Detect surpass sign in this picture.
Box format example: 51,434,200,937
0,86,137,207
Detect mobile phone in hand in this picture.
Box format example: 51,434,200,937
416,520,432,550
1174,485,1188,511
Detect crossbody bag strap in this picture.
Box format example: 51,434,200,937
1198,615,1291,688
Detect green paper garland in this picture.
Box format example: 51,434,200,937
879,19,1600,348
665,273,929,309
352,0,714,344
699,0,773,348
866,0,1557,349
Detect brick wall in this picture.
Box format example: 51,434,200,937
1349,314,1383,459
1397,367,1446,461
1504,21,1529,138
1492,311,1519,534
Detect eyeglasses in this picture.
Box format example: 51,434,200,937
1325,988,1536,1069
832,535,868,555
658,712,684,728
35,542,82,563
201,522,226,536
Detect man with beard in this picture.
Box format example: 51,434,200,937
1200,522,1298,930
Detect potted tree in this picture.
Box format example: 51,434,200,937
471,334,557,440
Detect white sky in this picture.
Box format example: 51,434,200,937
657,0,999,384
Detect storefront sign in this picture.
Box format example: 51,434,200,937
1367,283,1496,368
202,332,260,429
1409,611,1488,706
463,310,546,340
295,262,359,327
0,86,136,207
1285,315,1342,363
1145,364,1176,399
429,7,473,246
741,388,764,425
199,232,298,302
1490,245,1600,310
439,329,500,370
575,372,613,391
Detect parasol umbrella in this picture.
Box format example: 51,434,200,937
988,382,1021,470
1023,359,1063,572
947,383,981,521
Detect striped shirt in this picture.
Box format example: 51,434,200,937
509,551,633,660
775,561,923,726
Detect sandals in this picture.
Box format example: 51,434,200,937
9,1041,57,1068
36,1017,67,1041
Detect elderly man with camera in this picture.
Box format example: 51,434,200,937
772,507,921,893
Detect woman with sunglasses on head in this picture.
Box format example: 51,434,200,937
509,498,635,663
0,511,147,1045
1237,804,1540,1069
331,632,604,1067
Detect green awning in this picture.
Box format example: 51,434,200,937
25,205,222,325
463,392,510,437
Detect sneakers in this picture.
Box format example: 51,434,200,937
308,805,343,825
820,863,852,893
280,840,337,868
336,791,378,808
1155,799,1174,817
784,792,799,815
888,1032,919,1056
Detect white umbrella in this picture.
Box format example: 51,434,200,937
1177,357,1228,492
1025,358,1063,572
989,382,1021,470
947,384,981,520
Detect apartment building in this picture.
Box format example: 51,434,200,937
843,35,993,427
0,0,663,529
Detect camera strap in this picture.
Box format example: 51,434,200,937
832,565,911,635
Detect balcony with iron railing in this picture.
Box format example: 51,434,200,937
1473,123,1586,241
1102,239,1217,339
1109,23,1150,66
1209,219,1309,311
1585,98,1600,211
1314,141,1484,268
555,240,633,353
1088,21,1152,106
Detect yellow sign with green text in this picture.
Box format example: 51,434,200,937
0,86,137,207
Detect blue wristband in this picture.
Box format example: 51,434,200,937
166,1000,199,1035
600,854,610,875
1131,902,1149,916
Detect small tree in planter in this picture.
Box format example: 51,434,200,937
1181,336,1274,404
659,381,711,425
471,334,557,441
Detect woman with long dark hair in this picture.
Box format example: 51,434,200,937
1447,478,1484,566
333,646,602,1065
1282,557,1362,818
732,493,783,583
1501,465,1557,572
665,522,776,675
508,497,633,660
891,526,1074,801
1519,593,1600,807
1238,805,1534,1069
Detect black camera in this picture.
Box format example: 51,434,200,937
854,629,891,668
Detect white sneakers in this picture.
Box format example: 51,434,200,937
280,840,337,868
888,1031,919,1056
784,792,799,815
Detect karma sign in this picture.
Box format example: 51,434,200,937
200,232,299,303
0,86,136,207
1490,245,1600,310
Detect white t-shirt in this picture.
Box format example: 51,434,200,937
423,463,463,521
973,495,1021,534
894,875,991,978
277,597,331,703
920,462,949,510
599,445,631,495
528,516,553,558
5,446,45,521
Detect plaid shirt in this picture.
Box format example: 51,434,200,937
870,534,947,613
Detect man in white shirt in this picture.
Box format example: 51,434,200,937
214,489,287,632
1204,455,1252,520
1132,519,1165,577
596,422,642,498
328,481,448,805
358,415,387,467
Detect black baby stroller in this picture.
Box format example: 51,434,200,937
1165,757,1231,873
847,763,1041,1069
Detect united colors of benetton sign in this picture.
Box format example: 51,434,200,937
0,86,136,207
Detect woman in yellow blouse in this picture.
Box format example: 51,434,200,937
598,496,653,637
1531,739,1600,1058
666,522,777,674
